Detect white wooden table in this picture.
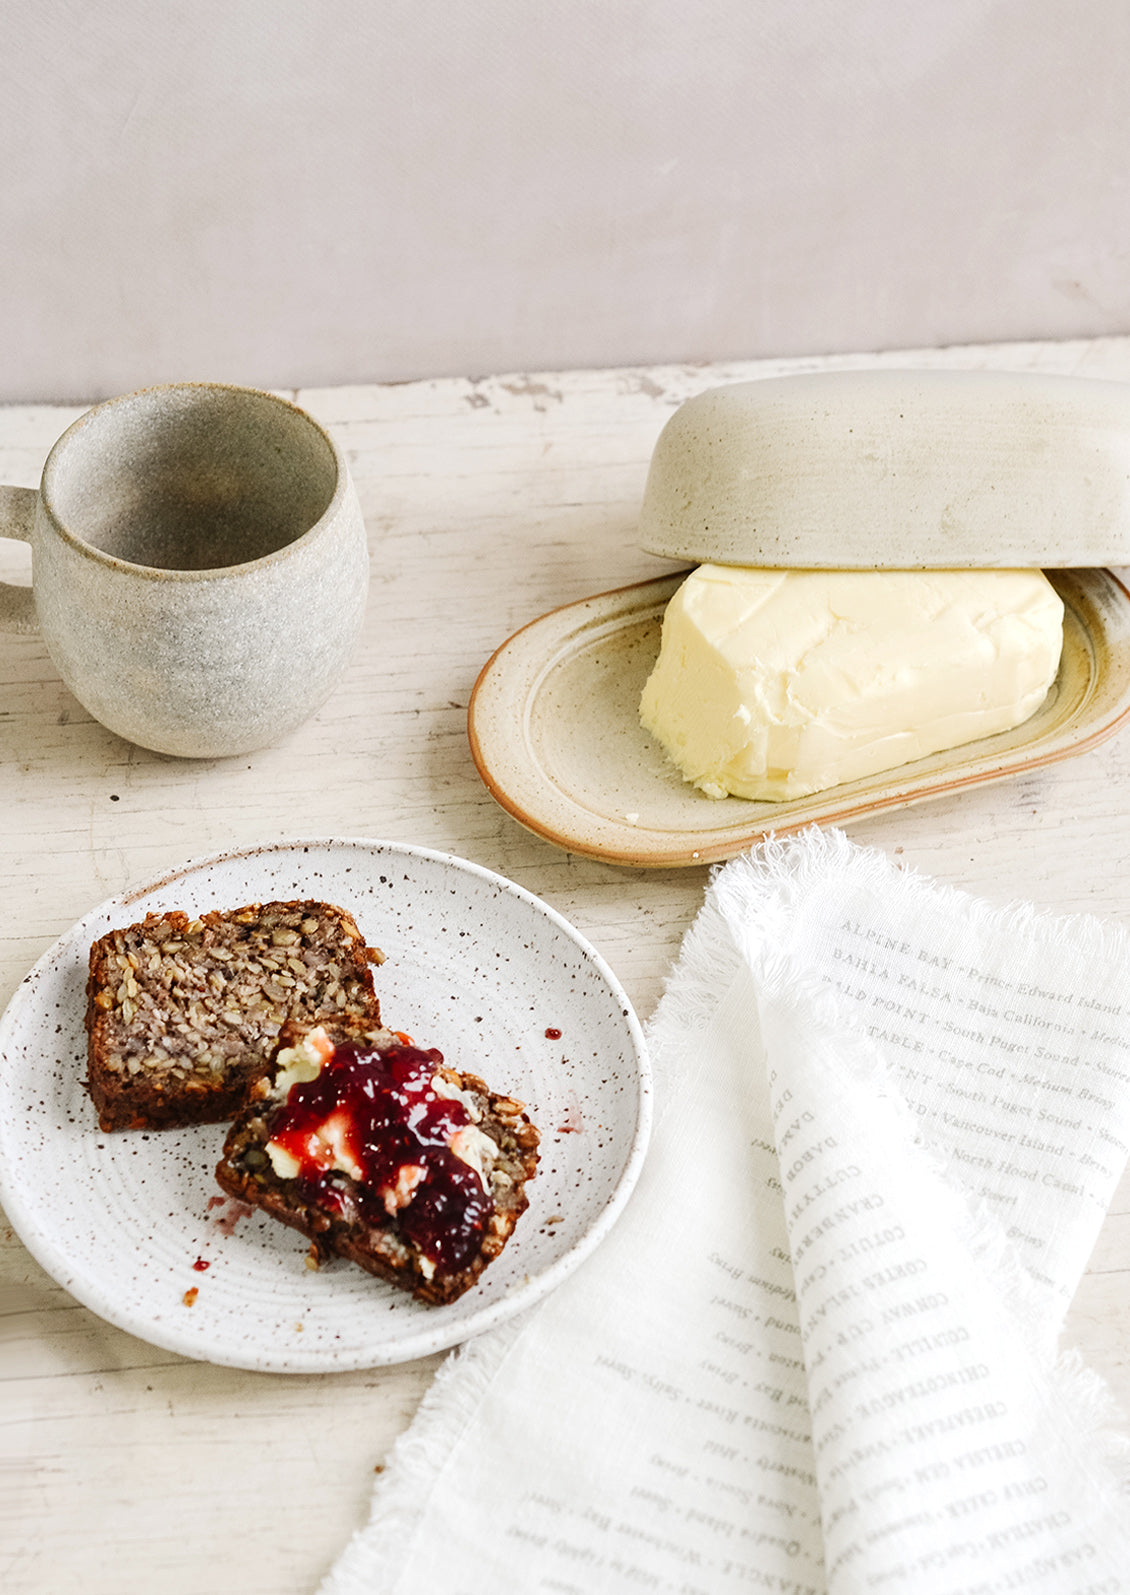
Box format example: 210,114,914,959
4,339,1130,1595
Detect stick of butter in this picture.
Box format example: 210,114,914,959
639,565,1064,801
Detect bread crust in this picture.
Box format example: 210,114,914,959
85,901,383,1132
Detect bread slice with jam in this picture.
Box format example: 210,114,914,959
215,1016,539,1305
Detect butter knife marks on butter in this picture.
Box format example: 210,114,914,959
639,565,1064,802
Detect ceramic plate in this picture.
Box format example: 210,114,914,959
468,568,1130,868
0,839,651,1371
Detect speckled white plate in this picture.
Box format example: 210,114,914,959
0,838,651,1372
468,567,1130,867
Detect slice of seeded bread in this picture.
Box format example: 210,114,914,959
85,901,383,1132
215,1016,540,1305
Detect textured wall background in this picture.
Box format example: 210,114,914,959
3,0,1130,401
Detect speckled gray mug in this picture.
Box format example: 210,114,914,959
0,383,369,757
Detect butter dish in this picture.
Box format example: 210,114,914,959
468,567,1130,867
469,369,1130,865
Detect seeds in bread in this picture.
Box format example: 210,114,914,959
85,901,383,1132
215,1016,540,1305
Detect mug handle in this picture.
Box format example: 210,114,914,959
0,486,37,633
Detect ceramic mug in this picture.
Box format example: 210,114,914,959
0,382,369,758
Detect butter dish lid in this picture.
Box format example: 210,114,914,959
637,369,1130,569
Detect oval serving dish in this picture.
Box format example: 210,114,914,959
468,567,1130,869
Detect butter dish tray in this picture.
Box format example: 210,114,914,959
467,567,1130,869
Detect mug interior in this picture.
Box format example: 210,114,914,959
43,385,339,571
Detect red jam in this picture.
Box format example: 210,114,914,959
267,1040,494,1274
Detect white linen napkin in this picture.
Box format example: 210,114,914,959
320,829,1130,1595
